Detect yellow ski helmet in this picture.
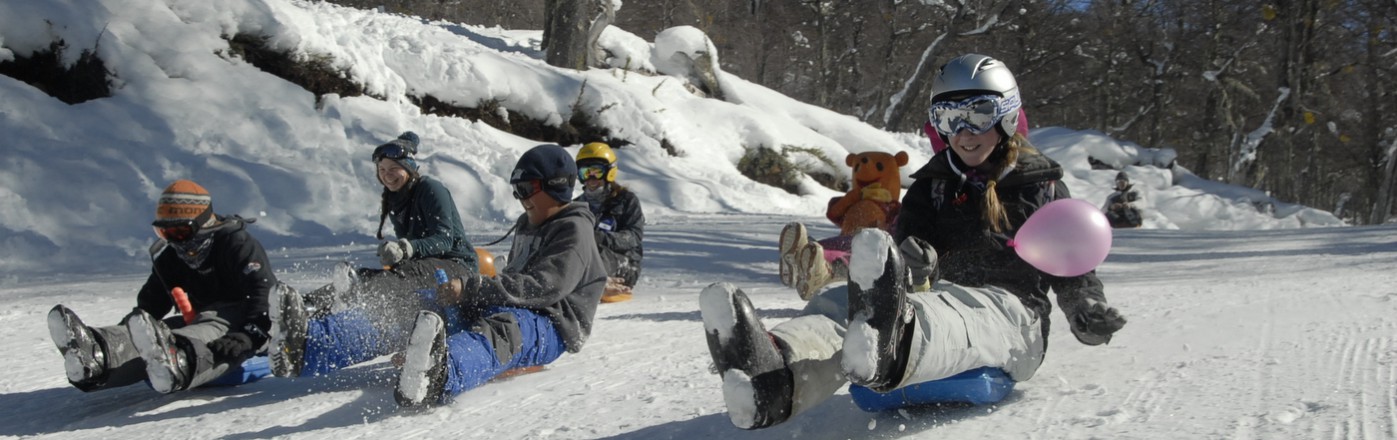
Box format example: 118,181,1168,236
576,142,618,182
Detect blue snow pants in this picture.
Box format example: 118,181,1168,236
300,308,410,377
440,307,565,402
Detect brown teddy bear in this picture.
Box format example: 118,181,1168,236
826,151,909,236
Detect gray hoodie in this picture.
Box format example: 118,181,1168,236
464,203,606,352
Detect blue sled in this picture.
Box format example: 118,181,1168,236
205,355,273,387
848,367,1014,412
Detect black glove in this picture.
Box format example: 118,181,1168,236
208,332,255,363
898,237,938,291
1065,298,1127,346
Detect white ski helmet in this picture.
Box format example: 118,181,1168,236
929,54,1022,138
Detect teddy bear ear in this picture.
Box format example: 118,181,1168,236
846,153,860,167
895,151,909,166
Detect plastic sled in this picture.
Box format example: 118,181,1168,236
205,356,273,387
848,367,1014,412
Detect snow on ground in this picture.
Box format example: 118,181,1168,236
1,216,1395,439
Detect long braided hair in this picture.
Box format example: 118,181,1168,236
982,133,1039,233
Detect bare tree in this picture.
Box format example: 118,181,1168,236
881,0,1019,132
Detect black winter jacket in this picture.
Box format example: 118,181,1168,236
895,151,1108,339
136,216,277,335
576,184,645,285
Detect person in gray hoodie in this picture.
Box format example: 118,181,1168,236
395,144,607,407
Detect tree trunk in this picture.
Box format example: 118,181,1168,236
542,0,598,70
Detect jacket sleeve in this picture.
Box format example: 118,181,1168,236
135,269,174,319
406,180,463,258
225,231,277,335
469,217,595,309
597,191,644,253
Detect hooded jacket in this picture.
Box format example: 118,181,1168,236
895,151,1108,339
461,203,607,352
383,176,478,271
136,216,277,334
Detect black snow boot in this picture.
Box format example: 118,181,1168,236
700,282,794,429
126,310,191,394
47,305,108,390
269,284,309,378
842,228,914,393
395,311,449,408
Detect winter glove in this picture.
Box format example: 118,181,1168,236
594,229,610,248
898,236,938,292
377,238,413,267
208,333,254,363
1064,297,1127,346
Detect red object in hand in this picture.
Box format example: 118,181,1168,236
171,287,196,324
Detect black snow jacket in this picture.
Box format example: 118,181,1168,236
383,176,478,271
460,203,607,352
576,184,645,286
895,151,1109,340
136,216,277,336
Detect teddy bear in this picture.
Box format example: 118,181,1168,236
826,151,909,236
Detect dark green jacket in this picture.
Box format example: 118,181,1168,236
384,176,477,271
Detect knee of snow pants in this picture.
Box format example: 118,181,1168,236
897,282,1044,388
770,313,847,417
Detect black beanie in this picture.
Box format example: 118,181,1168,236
511,144,577,204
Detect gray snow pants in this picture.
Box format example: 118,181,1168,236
88,301,253,391
772,281,1045,416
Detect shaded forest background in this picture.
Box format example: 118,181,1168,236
326,0,1397,224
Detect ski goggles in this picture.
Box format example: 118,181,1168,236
511,180,541,200
927,94,1018,137
578,164,609,181
153,221,199,242
372,141,413,161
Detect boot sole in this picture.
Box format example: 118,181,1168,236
795,243,829,300
48,306,101,384
699,282,793,429
395,311,446,407
841,229,909,392
269,285,308,378
777,223,806,287
127,313,181,394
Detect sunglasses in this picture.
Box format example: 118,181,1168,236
512,180,541,200
153,221,199,242
372,142,413,161
579,164,609,181
927,94,1018,137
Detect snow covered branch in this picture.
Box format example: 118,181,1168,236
1229,87,1290,183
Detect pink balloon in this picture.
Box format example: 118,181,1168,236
1010,198,1112,277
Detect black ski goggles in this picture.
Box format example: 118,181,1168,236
511,180,541,200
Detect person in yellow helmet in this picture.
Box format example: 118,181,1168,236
574,142,646,303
